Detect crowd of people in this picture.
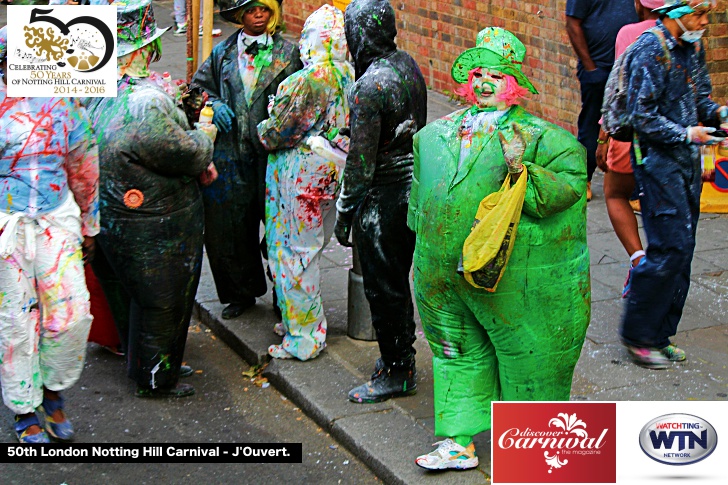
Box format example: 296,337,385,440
1,0,725,473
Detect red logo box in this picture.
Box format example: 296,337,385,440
492,402,616,483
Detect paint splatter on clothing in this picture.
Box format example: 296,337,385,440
409,105,591,437
85,76,212,389
1,90,99,237
337,0,427,369
191,31,302,305
1,87,97,414
621,20,720,348
258,4,354,360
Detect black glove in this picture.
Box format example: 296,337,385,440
334,211,354,247
211,101,235,134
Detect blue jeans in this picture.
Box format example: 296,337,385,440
577,67,610,181
620,160,702,348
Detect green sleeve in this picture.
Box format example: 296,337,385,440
522,128,586,219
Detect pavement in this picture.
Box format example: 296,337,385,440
169,4,728,484
3,3,728,484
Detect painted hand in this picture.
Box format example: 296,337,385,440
498,125,526,174
195,122,218,142
686,126,722,145
718,106,728,124
198,163,218,187
211,101,235,133
334,211,354,247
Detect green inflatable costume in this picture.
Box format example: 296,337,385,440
410,28,591,469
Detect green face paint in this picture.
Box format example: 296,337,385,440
472,68,507,110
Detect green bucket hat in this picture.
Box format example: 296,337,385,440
452,27,538,94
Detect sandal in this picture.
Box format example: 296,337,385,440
41,394,75,441
14,414,50,444
136,382,195,398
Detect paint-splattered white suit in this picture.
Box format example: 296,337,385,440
257,5,354,360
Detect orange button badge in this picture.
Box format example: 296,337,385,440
123,189,144,209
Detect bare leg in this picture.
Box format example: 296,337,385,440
604,171,644,264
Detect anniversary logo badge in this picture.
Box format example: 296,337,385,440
6,5,116,97
492,402,616,483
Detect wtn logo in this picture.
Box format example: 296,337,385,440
650,430,707,451
639,414,717,465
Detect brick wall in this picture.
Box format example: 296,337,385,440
283,1,728,134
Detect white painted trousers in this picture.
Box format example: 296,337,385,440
0,197,92,414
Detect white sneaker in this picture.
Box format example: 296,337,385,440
173,23,187,36
415,439,479,470
199,27,222,37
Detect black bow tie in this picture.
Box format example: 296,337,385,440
245,42,261,57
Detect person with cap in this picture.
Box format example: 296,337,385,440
594,0,662,301
84,0,217,398
619,0,728,368
409,27,590,470
257,4,354,361
1,26,98,442
566,0,639,201
335,0,427,403
191,0,302,321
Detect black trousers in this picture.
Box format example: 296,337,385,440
202,153,268,304
96,199,204,389
353,182,417,369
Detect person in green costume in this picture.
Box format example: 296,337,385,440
410,27,591,471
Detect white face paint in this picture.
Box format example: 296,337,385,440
472,68,508,110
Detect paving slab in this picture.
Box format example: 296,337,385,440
332,412,489,485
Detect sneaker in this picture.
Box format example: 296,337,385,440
626,345,670,370
416,439,479,470
40,394,74,441
174,23,187,36
660,344,686,362
348,358,417,403
199,27,222,37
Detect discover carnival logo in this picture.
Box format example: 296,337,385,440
492,402,616,483
639,413,718,465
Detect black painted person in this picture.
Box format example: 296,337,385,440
85,0,217,398
335,0,428,403
191,0,303,320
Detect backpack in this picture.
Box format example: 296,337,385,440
601,27,671,142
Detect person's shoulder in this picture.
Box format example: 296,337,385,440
273,34,298,52
512,108,580,145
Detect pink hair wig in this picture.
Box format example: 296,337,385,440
454,68,530,106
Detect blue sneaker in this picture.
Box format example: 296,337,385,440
41,394,75,441
14,415,50,444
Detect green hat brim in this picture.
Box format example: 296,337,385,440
118,26,169,57
452,47,538,94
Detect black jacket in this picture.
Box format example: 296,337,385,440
336,0,427,216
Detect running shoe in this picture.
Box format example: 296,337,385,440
416,439,479,470
626,346,670,370
660,344,687,362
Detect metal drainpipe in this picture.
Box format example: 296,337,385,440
347,243,376,341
